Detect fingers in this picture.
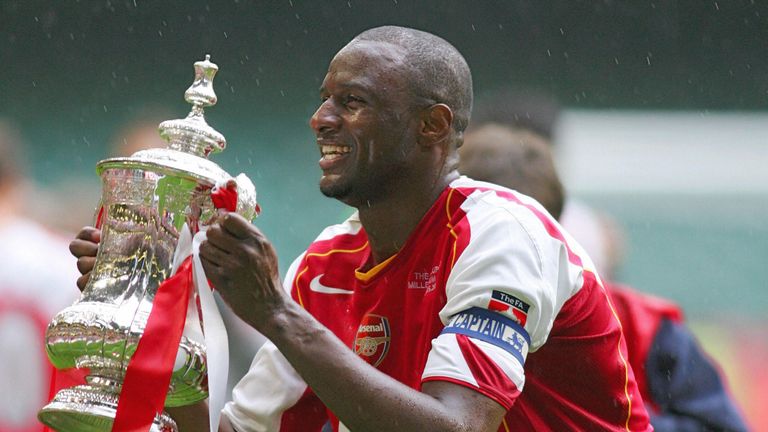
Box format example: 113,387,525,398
199,237,231,268
220,213,257,240
70,226,100,260
70,238,100,259
76,273,90,292
206,213,265,252
77,256,96,275
75,226,101,243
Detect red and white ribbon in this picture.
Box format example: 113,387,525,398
112,179,237,431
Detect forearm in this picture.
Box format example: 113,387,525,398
167,402,237,432
260,302,488,432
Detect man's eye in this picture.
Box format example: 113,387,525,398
345,95,364,107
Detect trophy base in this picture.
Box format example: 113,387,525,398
38,386,177,432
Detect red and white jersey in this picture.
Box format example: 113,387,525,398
223,177,651,431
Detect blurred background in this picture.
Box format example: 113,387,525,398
1,1,766,430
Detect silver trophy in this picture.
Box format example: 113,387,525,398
38,55,257,432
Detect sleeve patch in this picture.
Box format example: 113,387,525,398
488,290,530,326
441,307,530,366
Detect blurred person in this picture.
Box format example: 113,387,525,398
0,120,81,431
72,26,652,431
472,88,561,141
109,107,176,156
471,88,627,279
459,122,749,432
558,199,627,281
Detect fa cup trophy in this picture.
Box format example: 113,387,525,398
38,56,257,431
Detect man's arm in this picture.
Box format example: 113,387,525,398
263,301,505,432
167,403,237,432
200,213,507,432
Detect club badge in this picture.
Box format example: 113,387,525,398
354,314,391,367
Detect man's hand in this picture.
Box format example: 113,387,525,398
69,226,101,291
199,212,287,330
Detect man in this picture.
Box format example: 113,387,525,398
72,26,651,431
0,120,81,431
459,122,748,432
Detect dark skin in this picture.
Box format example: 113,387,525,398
71,40,506,432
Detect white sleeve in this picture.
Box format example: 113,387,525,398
221,253,309,431
422,203,574,406
222,342,308,432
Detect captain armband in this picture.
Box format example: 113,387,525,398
441,307,530,365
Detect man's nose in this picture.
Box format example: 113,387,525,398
310,99,341,134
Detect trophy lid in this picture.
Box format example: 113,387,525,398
97,55,230,184
158,54,226,157
96,55,258,221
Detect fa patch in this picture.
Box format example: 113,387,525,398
354,314,391,367
488,290,530,326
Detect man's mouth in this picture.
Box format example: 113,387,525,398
320,144,352,161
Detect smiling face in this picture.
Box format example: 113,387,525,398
309,40,423,207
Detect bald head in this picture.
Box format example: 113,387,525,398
349,26,473,134
459,124,565,219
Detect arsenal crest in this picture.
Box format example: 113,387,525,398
354,314,391,367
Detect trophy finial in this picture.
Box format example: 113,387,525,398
184,54,219,110
158,55,226,157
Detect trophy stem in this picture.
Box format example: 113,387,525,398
38,367,177,432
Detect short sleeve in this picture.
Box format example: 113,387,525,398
422,200,576,409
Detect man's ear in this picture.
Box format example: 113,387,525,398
418,103,453,148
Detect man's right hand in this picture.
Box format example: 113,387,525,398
69,227,101,291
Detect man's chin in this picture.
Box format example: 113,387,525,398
319,181,349,200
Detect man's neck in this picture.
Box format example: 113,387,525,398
358,171,458,265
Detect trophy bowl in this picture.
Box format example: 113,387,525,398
38,55,256,432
